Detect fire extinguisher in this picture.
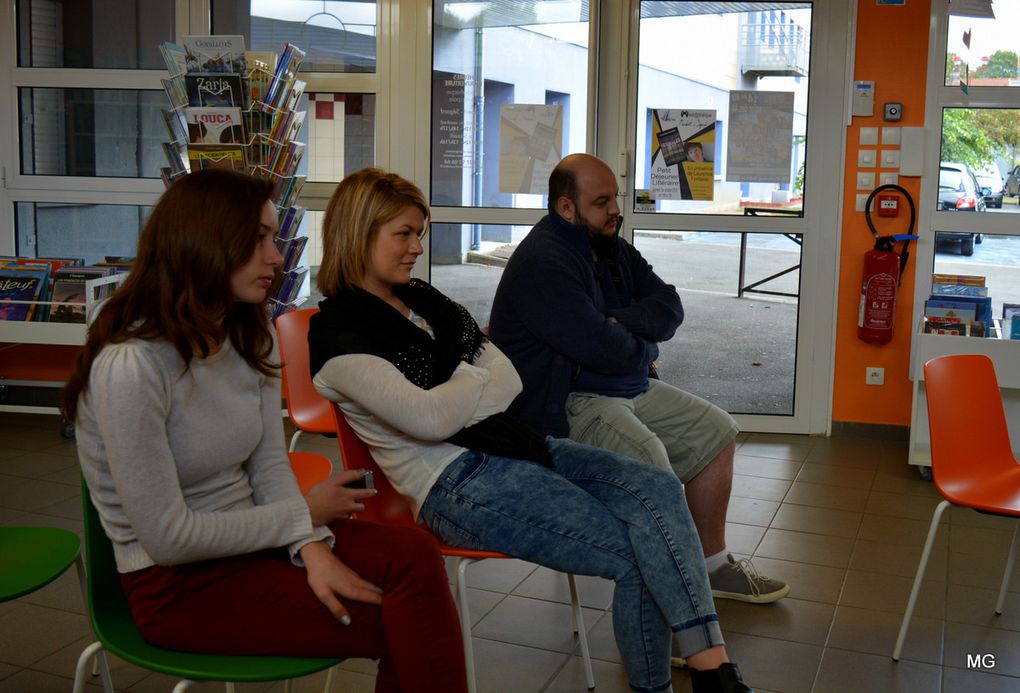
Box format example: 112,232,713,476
857,184,919,344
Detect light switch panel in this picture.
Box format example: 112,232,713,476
857,172,875,190
860,127,879,146
879,172,899,186
855,194,869,212
881,127,901,145
881,150,901,169
858,149,877,167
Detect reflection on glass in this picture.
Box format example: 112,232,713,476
933,232,1020,321
16,202,150,264
945,3,1019,87
305,93,375,182
19,88,166,178
428,222,533,326
635,2,811,216
431,0,589,209
16,0,175,69
634,230,799,415
939,107,1019,215
213,1,377,73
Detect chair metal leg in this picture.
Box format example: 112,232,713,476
893,499,950,661
171,681,194,693
74,556,114,693
455,558,479,693
323,665,337,692
996,518,1020,615
289,429,303,453
567,574,595,690
224,683,236,693
73,641,109,693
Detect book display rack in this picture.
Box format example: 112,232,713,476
159,36,310,318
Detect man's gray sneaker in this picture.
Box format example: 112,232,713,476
709,554,789,604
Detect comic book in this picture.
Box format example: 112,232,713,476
183,35,246,74
186,73,246,108
187,144,246,171
184,107,245,144
0,265,49,321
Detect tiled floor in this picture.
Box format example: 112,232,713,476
2,413,1020,692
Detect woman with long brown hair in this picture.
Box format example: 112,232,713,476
63,169,467,693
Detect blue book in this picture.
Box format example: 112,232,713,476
930,283,988,297
930,294,992,335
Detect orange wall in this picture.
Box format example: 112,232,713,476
832,0,931,425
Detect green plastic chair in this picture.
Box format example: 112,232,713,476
0,525,82,602
0,524,115,690
73,478,342,693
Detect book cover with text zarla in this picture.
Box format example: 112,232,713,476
186,73,246,108
185,107,245,144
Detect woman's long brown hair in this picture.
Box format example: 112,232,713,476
61,169,279,421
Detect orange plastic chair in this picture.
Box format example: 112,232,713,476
276,308,335,452
329,403,595,693
288,451,333,493
892,354,1020,660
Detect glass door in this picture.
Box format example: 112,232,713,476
423,0,850,434
613,0,848,433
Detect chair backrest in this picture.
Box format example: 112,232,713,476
275,308,333,435
924,354,1016,499
330,402,418,528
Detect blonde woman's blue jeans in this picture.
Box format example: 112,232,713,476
419,437,723,693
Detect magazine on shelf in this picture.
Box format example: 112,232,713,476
160,42,188,78
0,265,50,321
161,77,188,111
183,35,247,74
187,144,246,171
162,141,188,175
161,109,188,145
931,273,985,287
264,43,306,111
930,283,988,297
923,300,976,321
186,73,247,108
184,107,246,144
246,50,278,105
48,267,113,324
277,205,306,242
277,236,308,273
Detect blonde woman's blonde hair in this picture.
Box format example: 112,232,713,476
317,167,430,297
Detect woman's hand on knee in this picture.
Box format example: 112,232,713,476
300,541,384,623
304,470,378,526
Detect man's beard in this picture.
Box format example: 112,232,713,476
575,211,621,257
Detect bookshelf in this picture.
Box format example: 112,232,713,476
907,318,1020,477
0,273,126,429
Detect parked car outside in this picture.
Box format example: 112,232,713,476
977,173,1004,208
1006,164,1020,202
937,162,985,256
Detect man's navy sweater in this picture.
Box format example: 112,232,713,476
490,210,684,437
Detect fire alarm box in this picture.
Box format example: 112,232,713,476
877,194,899,217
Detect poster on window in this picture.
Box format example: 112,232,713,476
649,109,716,201
498,104,563,194
726,91,795,183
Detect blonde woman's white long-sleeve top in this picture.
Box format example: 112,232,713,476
75,336,333,573
313,329,523,518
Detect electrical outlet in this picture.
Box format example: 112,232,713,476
866,367,885,386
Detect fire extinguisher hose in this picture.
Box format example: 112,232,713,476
864,184,918,285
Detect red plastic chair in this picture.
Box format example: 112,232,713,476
276,308,335,452
329,403,595,693
893,354,1020,660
